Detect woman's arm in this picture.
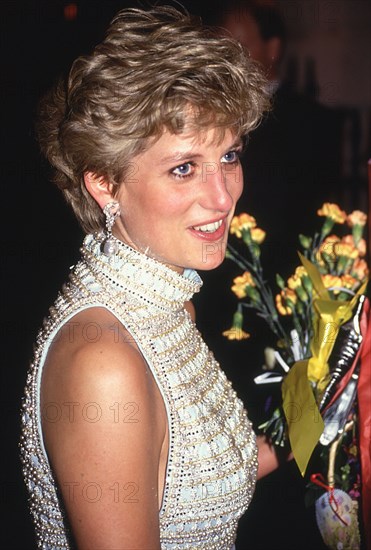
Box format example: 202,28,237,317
41,308,166,549
184,300,196,321
256,435,293,479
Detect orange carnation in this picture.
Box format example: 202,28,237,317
222,327,250,340
275,289,297,316
321,274,342,294
250,227,266,244
351,258,369,280
334,242,359,259
342,235,366,257
347,210,367,227
230,213,257,238
317,203,346,224
231,271,256,298
341,274,359,291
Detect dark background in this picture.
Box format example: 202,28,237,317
2,1,370,548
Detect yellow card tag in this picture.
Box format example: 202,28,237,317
282,360,324,476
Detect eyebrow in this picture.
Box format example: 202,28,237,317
159,138,244,165
159,151,203,164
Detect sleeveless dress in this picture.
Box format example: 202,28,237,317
20,233,258,549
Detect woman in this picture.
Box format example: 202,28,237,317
20,6,278,549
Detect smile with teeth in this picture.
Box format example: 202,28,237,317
192,219,223,233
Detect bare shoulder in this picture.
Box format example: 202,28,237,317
41,307,166,447
43,307,150,403
41,307,164,549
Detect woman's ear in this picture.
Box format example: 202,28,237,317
84,172,114,209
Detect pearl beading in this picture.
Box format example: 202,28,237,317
20,233,257,549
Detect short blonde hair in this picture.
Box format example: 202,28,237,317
37,6,269,233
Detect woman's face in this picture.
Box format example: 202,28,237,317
113,127,243,273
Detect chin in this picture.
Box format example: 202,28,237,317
196,240,227,271
195,252,226,272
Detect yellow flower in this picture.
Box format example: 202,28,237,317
250,227,266,244
357,239,366,257
334,242,359,259
318,235,341,258
222,327,250,340
276,294,289,315
348,211,367,246
342,235,366,257
285,289,298,304
351,258,369,280
347,210,367,227
287,274,302,290
294,265,312,294
294,266,308,278
286,273,310,302
223,308,250,340
231,271,256,298
275,289,297,315
341,274,359,290
230,213,257,238
317,203,347,224
321,274,342,294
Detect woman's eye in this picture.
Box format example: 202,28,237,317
171,162,194,179
221,150,240,164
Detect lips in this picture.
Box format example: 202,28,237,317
189,217,227,241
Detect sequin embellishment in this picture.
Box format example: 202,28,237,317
20,234,258,549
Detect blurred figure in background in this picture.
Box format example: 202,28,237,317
218,0,285,85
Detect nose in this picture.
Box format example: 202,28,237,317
200,161,240,211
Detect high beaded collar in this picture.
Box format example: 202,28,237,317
75,232,203,312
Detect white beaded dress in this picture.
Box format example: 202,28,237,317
20,233,258,549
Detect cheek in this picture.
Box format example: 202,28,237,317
236,170,244,200
227,166,244,201
130,192,185,230
158,189,195,220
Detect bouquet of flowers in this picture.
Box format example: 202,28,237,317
224,203,370,550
